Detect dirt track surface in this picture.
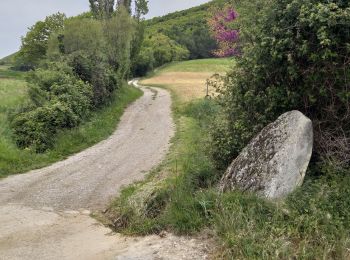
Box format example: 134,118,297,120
0,83,210,260
0,84,174,211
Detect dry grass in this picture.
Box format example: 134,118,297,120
140,59,231,103
141,72,219,103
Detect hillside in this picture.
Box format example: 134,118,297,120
145,0,225,59
0,53,16,65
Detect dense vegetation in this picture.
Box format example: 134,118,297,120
106,0,350,259
132,0,227,76
0,53,141,178
210,0,350,170
10,2,140,153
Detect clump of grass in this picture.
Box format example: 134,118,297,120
107,60,350,259
214,167,350,259
106,97,222,234
107,95,350,259
0,84,142,178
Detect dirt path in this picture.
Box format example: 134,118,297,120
0,83,210,260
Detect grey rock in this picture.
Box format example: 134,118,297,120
220,110,313,199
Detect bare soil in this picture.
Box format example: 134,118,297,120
0,83,211,260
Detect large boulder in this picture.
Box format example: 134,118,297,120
220,111,313,199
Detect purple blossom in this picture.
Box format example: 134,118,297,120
216,29,239,42
225,9,238,22
208,5,239,57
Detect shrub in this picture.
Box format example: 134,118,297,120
210,0,350,169
132,33,190,76
12,62,92,152
67,52,119,107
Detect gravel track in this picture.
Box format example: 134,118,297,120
0,83,174,211
0,83,211,260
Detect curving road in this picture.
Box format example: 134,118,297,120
0,82,174,211
0,82,209,260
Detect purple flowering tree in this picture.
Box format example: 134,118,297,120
208,6,239,57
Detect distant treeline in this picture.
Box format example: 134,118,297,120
132,0,226,76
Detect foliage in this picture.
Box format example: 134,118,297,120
57,18,120,106
10,3,141,153
89,0,115,19
133,33,190,76
106,59,350,259
210,0,350,169
1,83,141,178
134,0,149,20
144,0,226,60
15,13,66,70
11,62,93,152
104,7,136,78
207,5,239,57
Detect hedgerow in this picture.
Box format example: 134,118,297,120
210,0,350,169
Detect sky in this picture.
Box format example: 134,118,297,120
0,0,211,59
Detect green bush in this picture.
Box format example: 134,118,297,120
210,0,350,169
68,52,119,107
133,33,190,76
12,62,92,152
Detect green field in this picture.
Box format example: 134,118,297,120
158,58,233,73
0,65,25,79
0,66,142,178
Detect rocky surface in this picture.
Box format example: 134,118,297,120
220,110,313,199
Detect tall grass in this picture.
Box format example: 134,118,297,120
108,88,350,259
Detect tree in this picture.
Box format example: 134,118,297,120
134,0,149,20
15,13,66,69
132,32,190,76
208,5,239,57
104,7,136,78
117,0,132,13
89,0,115,19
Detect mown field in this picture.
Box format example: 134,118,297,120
0,66,142,178
141,58,231,102
108,58,350,259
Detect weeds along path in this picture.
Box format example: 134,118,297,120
0,82,211,259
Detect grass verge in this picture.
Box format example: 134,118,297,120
0,83,142,178
106,59,350,259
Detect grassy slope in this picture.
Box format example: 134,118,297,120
0,65,142,178
108,59,350,259
0,53,17,64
